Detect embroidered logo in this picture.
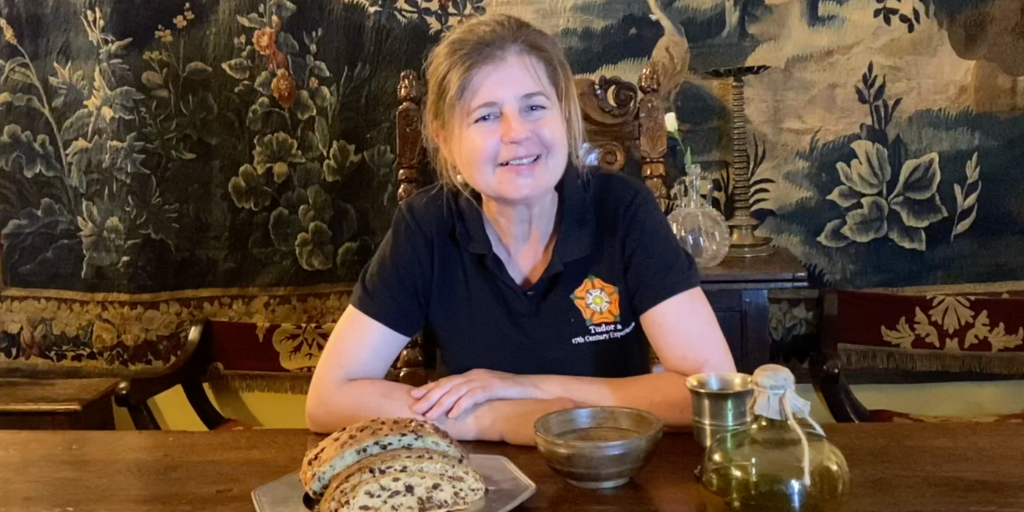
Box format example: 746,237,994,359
571,275,621,325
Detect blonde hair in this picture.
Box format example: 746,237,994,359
422,14,585,192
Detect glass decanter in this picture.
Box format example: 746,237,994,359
667,165,730,267
699,365,850,512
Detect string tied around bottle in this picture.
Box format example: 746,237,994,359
751,364,826,487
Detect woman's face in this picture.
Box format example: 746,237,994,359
441,52,569,204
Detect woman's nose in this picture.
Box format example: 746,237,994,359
500,112,530,143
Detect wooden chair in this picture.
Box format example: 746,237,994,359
391,63,671,381
811,289,1024,423
113,320,241,430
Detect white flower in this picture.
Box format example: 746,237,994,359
664,112,679,133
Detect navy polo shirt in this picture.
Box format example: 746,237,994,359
350,165,700,378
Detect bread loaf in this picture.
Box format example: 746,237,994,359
302,418,468,499
320,472,486,512
323,449,470,499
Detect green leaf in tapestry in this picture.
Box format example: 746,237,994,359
277,32,300,54
254,71,273,96
269,206,303,251
299,130,319,160
130,180,179,245
837,140,889,196
183,62,213,80
314,116,329,156
141,71,164,89
309,61,331,78
887,220,926,251
235,80,255,96
247,96,273,131
323,139,360,182
66,138,103,193
890,152,941,200
332,200,357,242
825,185,864,209
293,90,316,120
108,38,133,56
840,196,888,243
0,92,45,114
295,221,333,271
229,164,273,210
817,219,852,248
253,132,304,173
363,144,396,174
3,58,35,85
336,236,373,273
299,185,333,227
0,125,62,179
269,0,298,20
0,199,75,248
104,134,150,183
236,14,265,28
78,200,127,270
890,194,948,228
61,109,93,141
280,188,309,211
292,163,322,189
311,86,332,109
221,58,251,80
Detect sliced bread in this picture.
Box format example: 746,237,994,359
302,418,467,499
319,471,487,512
321,449,476,507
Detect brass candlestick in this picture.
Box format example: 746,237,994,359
706,65,773,258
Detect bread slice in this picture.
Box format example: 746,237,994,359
320,449,476,508
302,418,467,499
319,471,486,512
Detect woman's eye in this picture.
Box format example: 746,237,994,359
528,105,546,112
474,113,497,123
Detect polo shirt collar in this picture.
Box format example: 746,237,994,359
454,164,596,262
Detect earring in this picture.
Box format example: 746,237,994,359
455,173,465,184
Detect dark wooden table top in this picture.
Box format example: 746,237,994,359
0,378,119,412
699,247,808,286
3,423,1022,512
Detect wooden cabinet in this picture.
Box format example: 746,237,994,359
699,248,809,373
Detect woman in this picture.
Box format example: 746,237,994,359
306,14,735,445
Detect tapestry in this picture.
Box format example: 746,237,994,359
3,0,1024,374
0,284,350,376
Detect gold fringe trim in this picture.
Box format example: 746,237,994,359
207,364,312,394
865,281,1024,296
839,344,1024,374
0,283,354,302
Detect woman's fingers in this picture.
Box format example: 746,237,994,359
424,383,473,420
410,378,460,414
409,382,436,399
448,388,488,419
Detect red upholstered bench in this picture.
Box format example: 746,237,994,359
811,289,1024,423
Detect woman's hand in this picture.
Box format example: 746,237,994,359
432,397,578,446
410,369,545,420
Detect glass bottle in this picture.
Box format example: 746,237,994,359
699,365,850,512
667,165,730,267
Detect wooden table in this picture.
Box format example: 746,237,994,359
0,378,119,430
700,247,809,373
3,423,1023,511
